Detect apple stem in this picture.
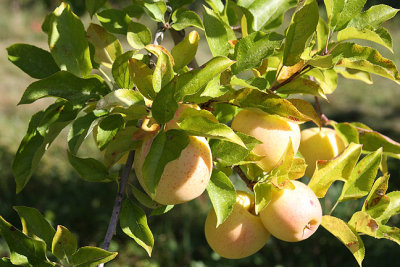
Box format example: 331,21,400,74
98,151,135,267
233,166,256,190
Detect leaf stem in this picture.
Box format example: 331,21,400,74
98,151,135,267
328,198,340,216
233,165,256,190
269,65,312,92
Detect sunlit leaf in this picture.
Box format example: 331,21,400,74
71,246,117,267
128,58,155,99
171,8,204,31
171,31,199,71
127,22,152,50
337,27,393,52
52,225,77,259
254,182,273,214
112,51,135,89
362,175,390,219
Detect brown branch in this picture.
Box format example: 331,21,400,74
233,166,256,190
98,151,135,266
314,96,330,126
269,66,311,92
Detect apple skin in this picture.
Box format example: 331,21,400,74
204,191,270,259
134,135,212,205
231,109,301,172
299,127,345,177
259,180,322,242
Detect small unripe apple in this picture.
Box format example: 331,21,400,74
205,191,270,259
231,109,301,172
259,180,322,242
134,135,212,205
299,127,345,177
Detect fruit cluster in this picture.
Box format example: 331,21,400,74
132,105,346,259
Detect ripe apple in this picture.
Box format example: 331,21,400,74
204,191,270,259
299,127,345,177
165,103,200,130
259,180,322,242
134,135,212,205
231,108,301,172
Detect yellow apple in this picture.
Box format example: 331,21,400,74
259,180,322,242
134,135,212,205
204,191,270,259
165,103,200,130
231,109,301,172
299,127,345,177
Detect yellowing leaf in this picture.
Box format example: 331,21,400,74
308,143,362,198
321,215,365,266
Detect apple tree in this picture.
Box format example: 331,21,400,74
2,0,400,265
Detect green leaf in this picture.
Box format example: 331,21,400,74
97,9,131,34
85,0,107,18
204,0,224,13
171,31,200,71
86,23,123,68
305,55,333,69
335,0,367,31
127,22,152,50
13,101,79,193
254,182,273,214
337,27,393,52
288,157,307,179
153,52,174,93
177,110,246,148
276,77,327,100
339,148,382,201
128,58,156,99
7,44,60,79
13,206,55,250
120,198,154,256
51,225,77,259
142,130,190,195
171,8,204,31
347,4,399,30
169,0,195,10
206,170,236,227
316,18,329,52
48,3,92,77
150,205,174,216
203,6,236,57
335,66,373,84
130,185,162,209
0,258,20,267
237,0,297,31
357,128,400,159
321,215,365,266
103,126,141,168
376,191,400,225
308,143,362,198
283,0,319,66
19,71,110,106
210,132,261,166
0,216,49,266
67,151,111,182
151,81,178,124
333,122,359,146
96,89,145,110
362,175,390,219
68,110,108,155
141,0,167,23
174,56,235,99
96,114,125,150
232,31,283,74
112,51,135,89
330,43,400,84
71,246,117,267
306,68,338,94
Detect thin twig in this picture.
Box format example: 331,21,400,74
328,199,340,216
98,151,135,267
233,166,256,190
269,66,311,92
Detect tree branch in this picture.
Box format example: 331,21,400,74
269,65,311,92
98,151,135,267
233,166,256,190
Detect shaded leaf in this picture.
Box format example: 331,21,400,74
335,66,373,84
7,44,60,79
112,51,135,89
71,247,117,267
120,198,154,256
206,170,236,227
130,185,162,209
67,151,111,182
48,3,92,77
128,58,155,99
276,78,327,100
97,8,131,34
171,8,204,31
153,52,174,93
85,0,107,18
96,114,125,150
52,225,77,259
127,21,152,50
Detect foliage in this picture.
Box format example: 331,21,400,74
2,0,400,265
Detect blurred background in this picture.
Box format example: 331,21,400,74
1,0,400,266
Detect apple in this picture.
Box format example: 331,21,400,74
299,127,345,177
165,103,200,130
204,191,270,259
231,108,301,172
259,180,322,242
134,134,212,205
